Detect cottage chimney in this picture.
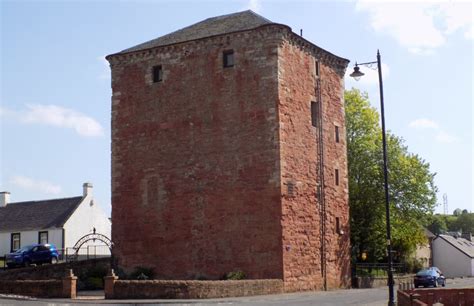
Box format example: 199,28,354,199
83,182,93,197
462,232,472,242
0,192,10,207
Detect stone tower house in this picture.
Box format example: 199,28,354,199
106,10,350,291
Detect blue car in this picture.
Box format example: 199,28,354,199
414,268,446,288
5,244,59,268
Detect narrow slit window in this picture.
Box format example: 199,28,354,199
311,101,319,127
152,65,163,83
335,169,339,186
335,125,340,143
315,60,320,77
336,217,343,235
223,50,234,68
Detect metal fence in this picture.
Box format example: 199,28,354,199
58,245,111,262
354,262,406,277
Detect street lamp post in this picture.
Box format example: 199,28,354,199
350,50,395,306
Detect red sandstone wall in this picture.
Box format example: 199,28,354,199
110,27,284,280
277,39,350,291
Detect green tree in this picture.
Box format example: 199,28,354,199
345,89,437,263
451,213,474,233
427,214,447,235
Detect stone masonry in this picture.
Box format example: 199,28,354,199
106,10,350,291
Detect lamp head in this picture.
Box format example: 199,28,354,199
350,65,365,81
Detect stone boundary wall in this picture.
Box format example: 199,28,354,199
397,290,427,306
354,274,413,288
0,271,77,299
106,278,283,299
0,258,110,280
397,288,474,306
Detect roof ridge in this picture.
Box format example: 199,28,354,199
4,195,83,206
118,10,273,54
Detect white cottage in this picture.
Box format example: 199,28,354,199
0,183,111,257
432,233,474,278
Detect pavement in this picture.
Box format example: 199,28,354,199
0,277,473,306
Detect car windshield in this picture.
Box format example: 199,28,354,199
14,245,34,253
416,270,434,276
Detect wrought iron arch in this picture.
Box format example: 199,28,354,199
72,229,113,254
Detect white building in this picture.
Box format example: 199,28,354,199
0,183,111,258
432,233,474,278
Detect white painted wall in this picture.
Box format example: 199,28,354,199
0,228,63,256
63,190,111,255
432,237,472,278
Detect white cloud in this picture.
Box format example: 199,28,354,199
21,104,104,137
435,130,459,143
3,104,104,137
345,62,390,87
11,175,61,195
245,0,262,13
355,0,473,54
408,117,458,143
409,118,439,129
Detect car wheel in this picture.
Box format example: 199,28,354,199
51,257,58,264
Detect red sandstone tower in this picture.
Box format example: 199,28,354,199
107,10,350,291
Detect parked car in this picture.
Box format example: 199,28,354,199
5,244,59,268
414,268,446,288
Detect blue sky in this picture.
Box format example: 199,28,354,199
1,0,472,216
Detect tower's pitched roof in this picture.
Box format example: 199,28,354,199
0,196,83,232
120,10,272,54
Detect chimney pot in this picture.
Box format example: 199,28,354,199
83,182,93,197
0,192,10,207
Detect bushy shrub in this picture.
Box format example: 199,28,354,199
129,266,154,280
224,271,246,280
77,265,108,290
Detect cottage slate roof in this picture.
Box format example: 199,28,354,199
0,196,83,232
437,234,474,258
120,10,272,54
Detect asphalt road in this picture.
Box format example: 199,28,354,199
0,277,473,306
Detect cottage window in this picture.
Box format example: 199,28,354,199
11,233,20,252
39,231,48,244
223,50,234,68
153,65,163,83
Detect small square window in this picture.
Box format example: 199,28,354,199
152,65,163,83
335,126,340,143
335,169,339,186
223,50,234,68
